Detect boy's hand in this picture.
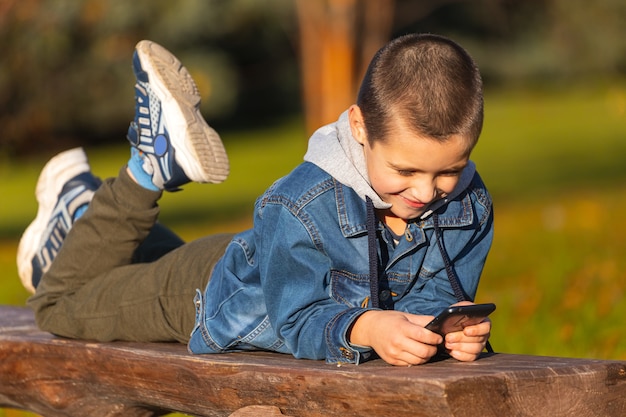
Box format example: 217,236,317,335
349,310,443,366
442,301,492,362
443,318,491,362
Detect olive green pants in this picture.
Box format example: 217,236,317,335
28,167,233,343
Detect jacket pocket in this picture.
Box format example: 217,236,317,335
330,269,370,308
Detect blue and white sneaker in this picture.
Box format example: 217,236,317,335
126,40,229,191
17,148,101,294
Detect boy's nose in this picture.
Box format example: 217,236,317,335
410,180,438,204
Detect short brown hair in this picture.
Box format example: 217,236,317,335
357,33,484,151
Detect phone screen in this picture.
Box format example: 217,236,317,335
425,303,496,336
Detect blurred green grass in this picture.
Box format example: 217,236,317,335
1,83,625,416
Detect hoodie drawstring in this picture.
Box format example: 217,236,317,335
433,213,468,302
367,199,468,310
365,197,380,309
433,212,494,353
365,199,493,353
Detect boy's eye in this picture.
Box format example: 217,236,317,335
440,170,462,177
397,170,415,177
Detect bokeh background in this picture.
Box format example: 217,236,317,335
1,0,625,415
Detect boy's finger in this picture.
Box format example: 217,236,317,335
462,319,491,337
447,347,481,362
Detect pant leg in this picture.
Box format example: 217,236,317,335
134,222,186,264
28,167,234,343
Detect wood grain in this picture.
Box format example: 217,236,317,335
1,306,624,417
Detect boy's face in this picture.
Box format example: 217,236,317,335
349,105,470,223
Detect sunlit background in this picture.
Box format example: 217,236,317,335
1,0,625,415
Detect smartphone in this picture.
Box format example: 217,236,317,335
425,303,496,336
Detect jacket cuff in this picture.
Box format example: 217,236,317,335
324,308,376,364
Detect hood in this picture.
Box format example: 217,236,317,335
303,110,476,220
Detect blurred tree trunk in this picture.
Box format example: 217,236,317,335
296,0,395,136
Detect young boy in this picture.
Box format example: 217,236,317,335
18,34,493,366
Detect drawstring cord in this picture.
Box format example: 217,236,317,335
433,213,468,302
364,198,493,353
367,201,468,310
365,197,380,309
433,212,494,353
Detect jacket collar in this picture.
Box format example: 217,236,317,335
335,179,476,238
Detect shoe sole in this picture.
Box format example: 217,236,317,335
134,40,230,184
16,148,90,293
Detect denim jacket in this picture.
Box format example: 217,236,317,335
188,112,493,364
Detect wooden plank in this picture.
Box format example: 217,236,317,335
1,306,625,417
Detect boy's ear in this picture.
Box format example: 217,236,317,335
348,105,368,146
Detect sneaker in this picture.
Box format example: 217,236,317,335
17,148,101,294
126,40,229,191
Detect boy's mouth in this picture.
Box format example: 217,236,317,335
398,195,427,209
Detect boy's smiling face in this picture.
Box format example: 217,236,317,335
349,105,471,229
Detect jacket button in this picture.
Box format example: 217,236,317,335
379,290,391,301
339,347,355,360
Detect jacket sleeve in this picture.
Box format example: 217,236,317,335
254,197,372,364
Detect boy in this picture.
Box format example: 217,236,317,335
18,34,493,366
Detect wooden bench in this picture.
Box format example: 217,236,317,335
1,305,625,417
